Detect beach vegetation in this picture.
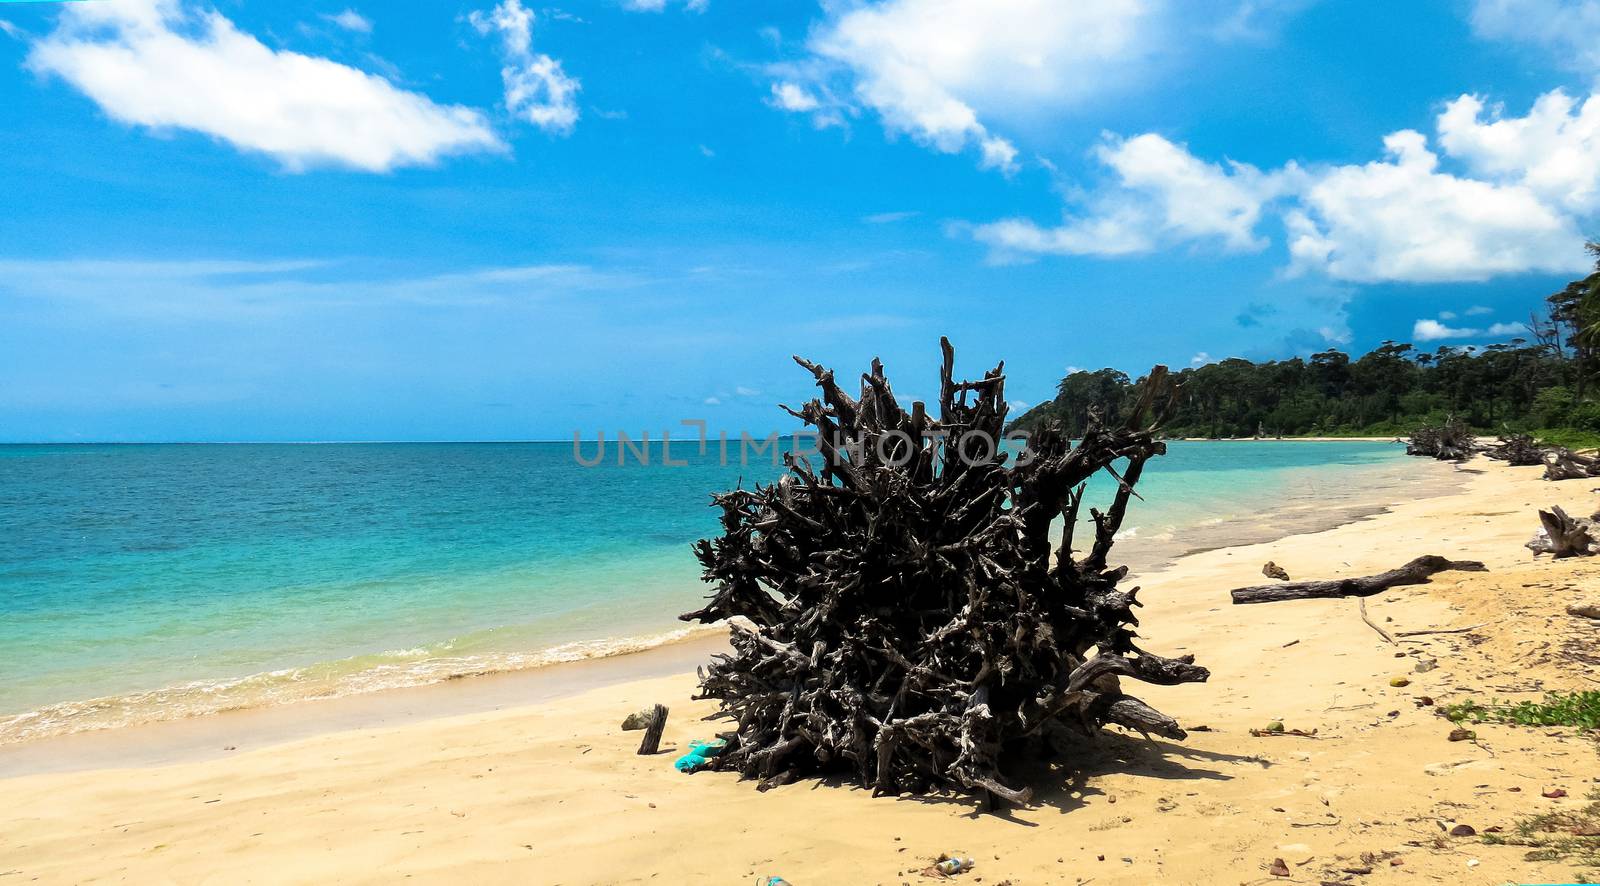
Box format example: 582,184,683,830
1480,787,1600,874
1441,692,1600,731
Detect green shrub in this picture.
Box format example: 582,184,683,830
1533,386,1576,428
1570,403,1600,433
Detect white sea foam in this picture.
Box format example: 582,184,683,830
0,624,725,746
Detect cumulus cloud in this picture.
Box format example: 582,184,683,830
1413,318,1527,341
973,133,1292,257
1437,90,1600,214
975,87,1596,283
470,0,580,135
25,0,503,172
1413,319,1476,341
768,0,1157,172
1286,129,1582,283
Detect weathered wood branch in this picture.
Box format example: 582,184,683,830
1229,556,1488,605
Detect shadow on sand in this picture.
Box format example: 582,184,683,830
766,729,1269,823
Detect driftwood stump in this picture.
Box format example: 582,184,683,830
1527,506,1598,558
680,339,1208,806
1406,420,1477,462
636,704,669,755
1230,556,1487,605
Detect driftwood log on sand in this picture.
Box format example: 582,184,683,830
680,339,1208,807
1543,448,1600,481
1481,434,1544,467
1230,556,1488,605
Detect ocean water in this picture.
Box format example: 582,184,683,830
0,440,1453,743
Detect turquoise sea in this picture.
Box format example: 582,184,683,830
0,440,1452,744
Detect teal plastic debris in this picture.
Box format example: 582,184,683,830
673,737,727,772
755,878,792,886
935,854,975,876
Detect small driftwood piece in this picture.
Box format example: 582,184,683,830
1395,622,1491,637
1230,556,1488,605
1262,561,1290,581
1527,506,1599,558
1406,419,1476,462
1481,433,1544,466
636,704,668,755
1543,448,1600,481
681,339,1207,807
1357,598,1397,645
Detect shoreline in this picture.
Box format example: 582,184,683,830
0,448,1463,767
2,457,1597,883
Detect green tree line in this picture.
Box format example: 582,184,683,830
1010,244,1600,445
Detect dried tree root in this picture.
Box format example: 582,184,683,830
680,339,1208,806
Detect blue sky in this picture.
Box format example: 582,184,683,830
1,0,1597,441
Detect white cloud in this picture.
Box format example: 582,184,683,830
768,81,820,112
863,210,918,224
1413,319,1477,341
25,0,503,173
0,19,23,40
1190,351,1212,366
973,133,1290,257
1465,305,1493,315
1469,0,1600,75
623,0,708,11
703,396,722,405
470,0,580,135
1412,318,1527,341
1287,129,1583,283
1438,310,1457,319
772,0,1158,172
979,135,1019,175
1438,90,1600,214
734,386,761,397
323,9,371,34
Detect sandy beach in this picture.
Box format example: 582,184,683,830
3,457,1597,885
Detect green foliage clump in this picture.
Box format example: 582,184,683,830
1442,692,1600,731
